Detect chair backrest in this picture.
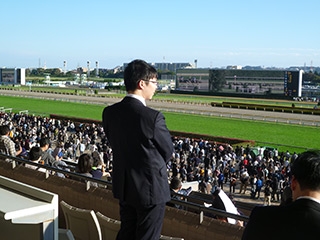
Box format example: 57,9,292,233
59,229,75,240
96,212,121,240
159,235,185,240
60,201,102,240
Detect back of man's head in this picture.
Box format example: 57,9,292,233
0,125,10,136
40,137,50,148
170,176,182,190
124,59,157,92
29,146,42,161
291,150,320,191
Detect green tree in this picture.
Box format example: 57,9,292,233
209,70,226,92
50,68,62,77
303,72,320,85
25,68,31,77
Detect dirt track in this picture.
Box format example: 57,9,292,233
0,89,319,126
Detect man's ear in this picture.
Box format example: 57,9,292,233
291,175,301,201
137,79,144,89
291,175,298,192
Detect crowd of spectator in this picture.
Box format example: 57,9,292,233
0,112,296,207
170,136,295,205
0,112,112,180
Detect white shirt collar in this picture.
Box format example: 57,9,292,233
297,196,320,204
126,94,146,106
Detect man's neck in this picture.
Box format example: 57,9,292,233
126,92,146,106
296,190,320,203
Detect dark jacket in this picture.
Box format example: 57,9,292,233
102,97,173,207
242,198,320,240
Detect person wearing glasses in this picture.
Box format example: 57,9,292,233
242,150,320,240
102,59,173,240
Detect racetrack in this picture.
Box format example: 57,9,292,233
0,89,319,126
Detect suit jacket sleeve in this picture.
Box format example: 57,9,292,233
152,112,173,163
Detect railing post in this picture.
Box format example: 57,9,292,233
199,211,203,224
86,181,91,191
46,170,50,179
11,160,16,169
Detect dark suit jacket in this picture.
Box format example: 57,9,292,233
102,96,173,207
242,198,320,240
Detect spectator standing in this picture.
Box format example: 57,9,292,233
250,175,257,199
229,172,237,193
263,182,272,206
217,170,224,190
102,59,173,240
239,168,249,194
271,173,280,202
254,177,263,199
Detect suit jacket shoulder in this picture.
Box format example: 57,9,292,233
242,199,320,240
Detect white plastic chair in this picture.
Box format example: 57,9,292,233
60,200,101,240
95,212,120,240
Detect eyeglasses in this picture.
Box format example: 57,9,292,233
143,79,158,85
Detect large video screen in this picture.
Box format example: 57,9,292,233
1,69,15,84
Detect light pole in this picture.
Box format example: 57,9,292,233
87,61,90,80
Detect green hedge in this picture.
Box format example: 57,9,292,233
211,102,320,115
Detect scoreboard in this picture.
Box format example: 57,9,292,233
284,70,302,97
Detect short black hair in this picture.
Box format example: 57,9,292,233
0,125,10,135
29,146,42,161
291,150,320,191
124,59,157,92
77,153,94,173
170,176,182,190
39,137,50,147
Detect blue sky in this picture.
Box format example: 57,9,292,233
1,0,319,70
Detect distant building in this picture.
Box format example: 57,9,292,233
226,65,242,70
123,62,193,72
0,68,25,85
151,62,193,72
175,68,303,97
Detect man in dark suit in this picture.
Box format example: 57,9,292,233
102,59,173,240
242,150,320,240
